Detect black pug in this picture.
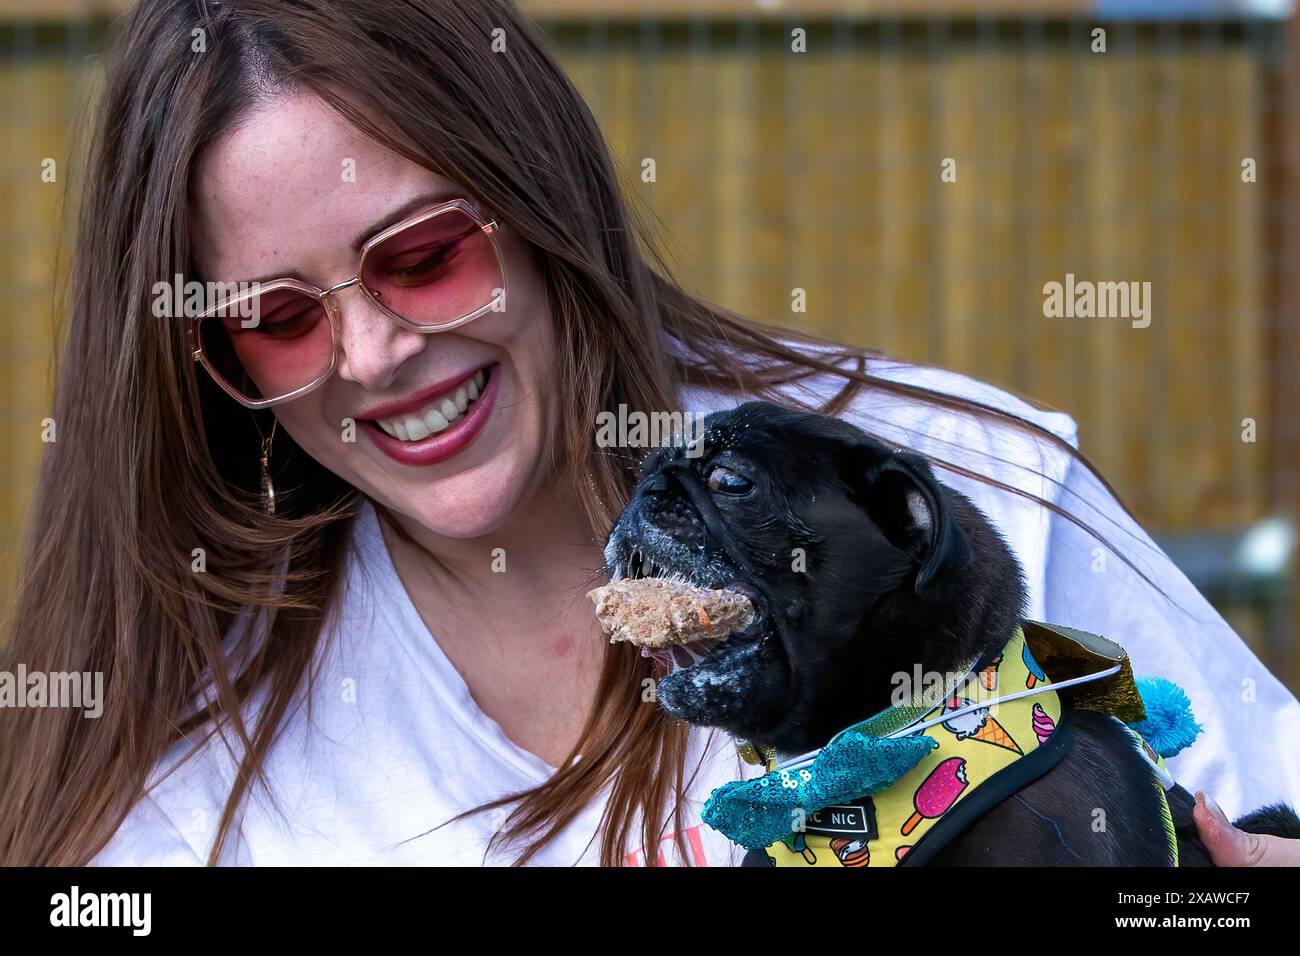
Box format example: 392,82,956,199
603,400,1299,866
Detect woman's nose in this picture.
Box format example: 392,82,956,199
331,285,429,391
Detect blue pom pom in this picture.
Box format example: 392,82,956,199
1129,675,1201,759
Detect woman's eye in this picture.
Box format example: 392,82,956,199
379,241,459,284
707,464,753,495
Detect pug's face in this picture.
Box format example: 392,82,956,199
604,401,976,753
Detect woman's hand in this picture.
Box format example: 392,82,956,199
1193,791,1300,866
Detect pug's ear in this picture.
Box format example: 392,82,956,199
857,449,972,593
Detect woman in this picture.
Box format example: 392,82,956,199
0,0,1295,866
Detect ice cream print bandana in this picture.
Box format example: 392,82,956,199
704,625,1072,866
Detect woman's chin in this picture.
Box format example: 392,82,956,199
403,505,511,541
378,470,530,541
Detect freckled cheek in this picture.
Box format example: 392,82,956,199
490,298,559,428
490,284,551,355
517,353,561,450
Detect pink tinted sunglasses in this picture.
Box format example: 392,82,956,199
191,198,506,409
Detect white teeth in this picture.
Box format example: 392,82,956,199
423,408,449,432
374,367,490,442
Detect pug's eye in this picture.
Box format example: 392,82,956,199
707,464,753,495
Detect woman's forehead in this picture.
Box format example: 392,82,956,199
188,90,454,284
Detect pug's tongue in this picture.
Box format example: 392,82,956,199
641,639,720,671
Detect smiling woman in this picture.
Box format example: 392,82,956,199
0,0,869,866
0,0,1297,869
187,92,556,534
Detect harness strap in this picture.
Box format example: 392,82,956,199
898,707,1077,866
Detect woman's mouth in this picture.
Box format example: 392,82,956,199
361,363,499,467
372,367,488,441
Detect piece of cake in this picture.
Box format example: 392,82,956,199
587,577,756,648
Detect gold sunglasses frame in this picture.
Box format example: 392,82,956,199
190,197,506,409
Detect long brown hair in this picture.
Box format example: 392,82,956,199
0,0,1160,866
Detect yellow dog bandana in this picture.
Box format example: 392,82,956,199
749,623,1175,867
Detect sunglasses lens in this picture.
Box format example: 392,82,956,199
197,287,332,403
360,208,501,329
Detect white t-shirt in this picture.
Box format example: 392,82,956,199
91,355,1300,865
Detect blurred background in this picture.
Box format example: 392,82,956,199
1,0,1296,691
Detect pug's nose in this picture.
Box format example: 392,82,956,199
637,471,705,548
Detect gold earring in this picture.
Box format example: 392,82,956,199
259,419,278,516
